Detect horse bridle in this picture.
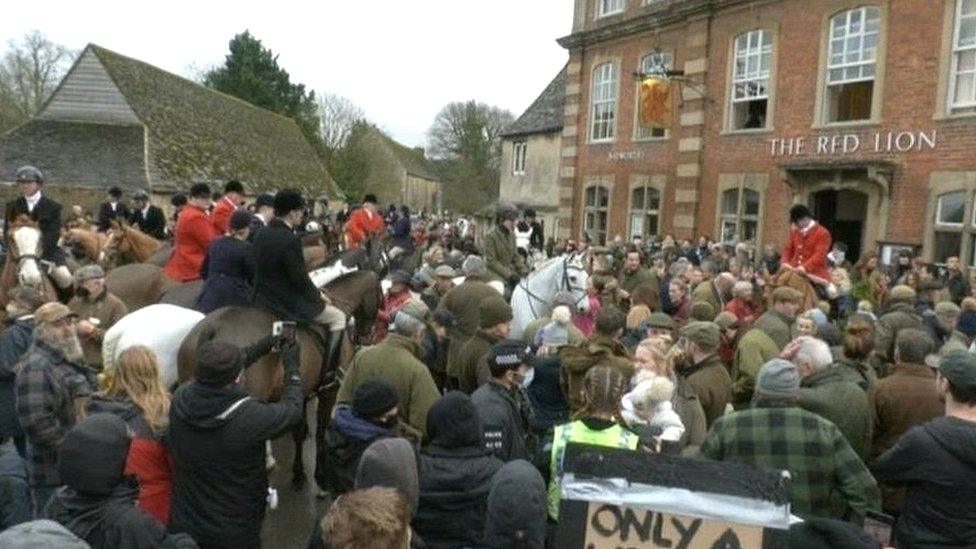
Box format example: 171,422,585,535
518,255,589,321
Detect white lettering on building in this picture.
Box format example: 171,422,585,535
771,130,938,157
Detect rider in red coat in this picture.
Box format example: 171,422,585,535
781,204,833,286
165,183,217,282
345,194,384,250
210,180,244,236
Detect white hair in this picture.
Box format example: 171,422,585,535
733,280,753,295
794,336,833,372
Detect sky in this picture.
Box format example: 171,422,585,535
1,0,573,147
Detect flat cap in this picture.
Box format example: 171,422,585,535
888,285,917,303
644,312,675,330
690,301,715,322
713,311,739,330
34,302,78,325
680,321,721,351
434,265,456,278
73,265,106,284
935,301,961,317
940,350,976,392
771,286,802,304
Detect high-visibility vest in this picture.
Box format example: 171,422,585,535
547,420,640,520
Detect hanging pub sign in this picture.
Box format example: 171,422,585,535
638,77,672,130
555,444,792,549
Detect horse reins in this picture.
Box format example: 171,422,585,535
518,255,589,321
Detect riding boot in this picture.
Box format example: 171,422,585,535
318,329,344,396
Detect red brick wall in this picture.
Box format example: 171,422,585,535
565,0,976,254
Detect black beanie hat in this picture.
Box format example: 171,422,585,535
189,182,211,198
274,189,306,216
58,414,131,496
195,340,245,387
426,392,483,449
353,380,399,418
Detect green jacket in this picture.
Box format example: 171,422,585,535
483,226,523,281
833,356,878,391
558,335,634,415
438,277,501,377
700,405,881,521
337,333,441,436
874,302,922,367
732,329,780,408
798,367,873,461
939,330,970,356
457,330,500,395
618,267,659,296
678,354,732,428
521,316,586,347
691,280,721,313
752,310,794,350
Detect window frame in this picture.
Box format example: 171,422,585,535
813,3,888,128
627,178,664,240
590,62,620,143
634,50,674,141
512,140,527,176
728,29,774,132
949,0,976,110
596,0,625,19
582,183,611,246
715,174,767,248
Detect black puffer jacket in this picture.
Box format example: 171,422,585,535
414,392,503,549
167,340,302,549
873,416,976,547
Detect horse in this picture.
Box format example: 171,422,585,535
0,215,58,314
176,270,382,487
101,304,205,389
61,227,107,266
765,266,820,313
509,253,591,340
102,221,165,268
105,263,176,312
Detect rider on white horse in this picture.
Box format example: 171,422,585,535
3,166,73,290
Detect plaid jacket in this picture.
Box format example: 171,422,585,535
14,342,97,487
700,405,880,521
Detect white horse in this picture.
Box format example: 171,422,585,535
510,253,590,340
102,304,204,388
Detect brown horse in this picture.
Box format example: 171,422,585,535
105,263,176,312
1,215,58,315
765,267,820,313
103,221,165,268
176,270,382,486
61,227,107,265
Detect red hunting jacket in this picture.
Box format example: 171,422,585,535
210,197,237,236
165,205,217,282
782,221,833,285
346,207,384,250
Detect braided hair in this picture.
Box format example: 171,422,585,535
577,365,629,425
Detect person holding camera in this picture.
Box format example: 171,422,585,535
167,332,303,549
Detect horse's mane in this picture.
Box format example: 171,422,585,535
122,224,161,247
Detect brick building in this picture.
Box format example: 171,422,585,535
552,0,976,264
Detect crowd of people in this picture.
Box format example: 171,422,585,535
2,163,976,548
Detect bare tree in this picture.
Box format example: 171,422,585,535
0,31,74,132
317,92,366,154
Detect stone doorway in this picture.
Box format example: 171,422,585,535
812,189,868,262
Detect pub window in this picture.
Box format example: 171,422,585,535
824,6,880,123
512,141,527,175
950,0,976,110
597,0,624,18
591,62,619,142
629,185,661,239
636,52,673,139
934,191,968,263
730,30,773,130
720,187,761,245
583,185,610,245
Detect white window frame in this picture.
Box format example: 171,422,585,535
629,185,661,239
827,7,880,86
512,141,527,175
596,0,625,19
720,187,762,245
635,52,673,140
950,0,976,109
590,62,619,142
729,30,773,130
